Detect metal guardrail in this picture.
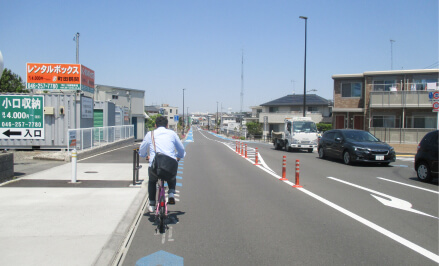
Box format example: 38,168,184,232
67,125,134,151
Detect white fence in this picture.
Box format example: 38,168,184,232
67,125,134,151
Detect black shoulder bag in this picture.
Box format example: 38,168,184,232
151,130,179,178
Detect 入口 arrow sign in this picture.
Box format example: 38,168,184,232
3,129,22,138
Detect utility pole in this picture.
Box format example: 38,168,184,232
390,39,395,70
74,32,80,64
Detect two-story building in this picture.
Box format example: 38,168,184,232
332,69,439,143
253,94,332,138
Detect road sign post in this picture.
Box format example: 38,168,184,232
429,91,439,129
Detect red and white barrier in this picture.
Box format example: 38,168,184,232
245,144,248,158
280,155,288,181
293,159,303,188
254,148,259,165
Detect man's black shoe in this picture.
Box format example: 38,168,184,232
168,197,175,205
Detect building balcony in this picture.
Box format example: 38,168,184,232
369,91,432,108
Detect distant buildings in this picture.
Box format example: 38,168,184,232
144,104,179,131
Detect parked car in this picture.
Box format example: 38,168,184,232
414,130,438,182
318,129,396,165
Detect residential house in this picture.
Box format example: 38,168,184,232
254,94,332,138
332,69,439,143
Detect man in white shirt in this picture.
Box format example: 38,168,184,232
139,116,186,212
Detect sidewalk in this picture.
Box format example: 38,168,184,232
390,143,418,155
0,161,149,266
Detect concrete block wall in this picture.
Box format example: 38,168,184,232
0,153,14,182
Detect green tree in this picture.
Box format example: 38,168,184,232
0,68,27,93
145,114,161,131
247,122,262,136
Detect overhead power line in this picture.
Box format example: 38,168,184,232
424,61,439,69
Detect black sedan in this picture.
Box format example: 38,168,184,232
318,129,396,165
415,130,438,182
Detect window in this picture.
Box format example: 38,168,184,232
323,131,335,140
372,115,395,128
170,109,173,114
308,106,318,112
412,78,438,91
373,80,396,91
293,121,317,132
269,107,279,113
341,82,362,97
407,115,437,129
112,95,118,100
286,121,292,133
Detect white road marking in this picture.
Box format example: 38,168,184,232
168,226,174,242
377,177,439,194
77,143,135,161
328,176,437,219
298,187,439,264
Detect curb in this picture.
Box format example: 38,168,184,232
93,181,148,266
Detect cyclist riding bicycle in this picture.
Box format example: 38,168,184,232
139,116,186,212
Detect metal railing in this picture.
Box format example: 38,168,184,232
67,125,134,151
369,91,432,108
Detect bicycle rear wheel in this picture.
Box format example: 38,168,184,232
158,195,166,233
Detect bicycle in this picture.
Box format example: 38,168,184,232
153,178,168,234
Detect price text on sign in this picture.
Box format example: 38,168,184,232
0,95,45,139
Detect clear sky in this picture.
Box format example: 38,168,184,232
1,0,438,114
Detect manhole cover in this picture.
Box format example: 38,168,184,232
84,171,98,174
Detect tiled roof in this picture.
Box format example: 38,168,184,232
261,94,331,106
145,106,160,112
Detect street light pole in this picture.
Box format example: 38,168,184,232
216,102,219,133
182,88,186,135
74,32,80,64
390,39,395,70
299,16,308,117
